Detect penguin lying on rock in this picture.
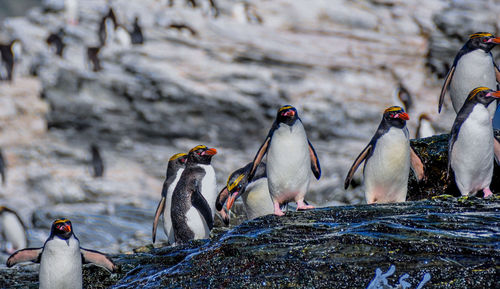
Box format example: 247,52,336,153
7,219,116,289
448,87,500,197
247,105,321,216
152,153,188,244
438,32,500,115
217,161,272,225
171,145,217,244
345,106,425,204
0,206,27,254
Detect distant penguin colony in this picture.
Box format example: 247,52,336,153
7,219,116,289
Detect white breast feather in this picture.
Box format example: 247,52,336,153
0,212,26,251
39,236,82,289
363,127,410,203
450,50,497,115
267,121,311,204
242,178,273,219
163,168,184,244
451,105,494,195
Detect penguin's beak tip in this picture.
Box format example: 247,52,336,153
204,148,217,156
63,225,71,232
395,112,410,120
487,37,500,44
487,91,500,98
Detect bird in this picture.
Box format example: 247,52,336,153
130,16,144,45
86,46,102,72
6,219,116,289
221,161,273,222
152,152,188,244
171,145,217,244
98,7,117,46
392,83,413,114
415,113,436,139
247,105,321,216
167,23,198,37
438,32,500,116
114,24,132,47
0,148,6,185
0,206,27,254
0,39,22,82
448,87,500,198
46,29,66,57
90,144,104,178
344,106,425,204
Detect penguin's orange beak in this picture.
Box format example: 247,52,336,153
203,148,217,156
394,112,410,120
61,224,71,233
486,91,500,98
226,192,239,211
283,110,295,117
487,37,500,44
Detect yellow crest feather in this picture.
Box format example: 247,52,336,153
384,106,403,114
189,145,207,153
468,87,490,100
278,105,294,112
54,219,70,225
469,32,493,39
227,174,245,191
169,153,187,161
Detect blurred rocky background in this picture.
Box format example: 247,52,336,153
0,0,499,257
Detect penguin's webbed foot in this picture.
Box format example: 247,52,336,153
296,200,314,211
483,187,493,198
273,202,285,216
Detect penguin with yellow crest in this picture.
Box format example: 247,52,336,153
448,87,500,197
345,106,425,204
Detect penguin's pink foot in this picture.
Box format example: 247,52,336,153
296,200,314,211
273,202,285,216
483,187,493,198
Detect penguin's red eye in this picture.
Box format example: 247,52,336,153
483,38,488,43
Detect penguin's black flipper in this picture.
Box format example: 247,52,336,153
495,65,500,83
344,144,373,189
447,109,468,177
493,137,500,165
191,185,214,230
6,248,42,267
152,197,166,243
308,140,321,179
248,135,271,181
216,186,228,211
438,65,455,113
410,147,425,181
81,248,116,272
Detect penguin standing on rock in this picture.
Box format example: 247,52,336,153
345,106,425,204
130,16,144,45
415,113,436,139
87,46,102,72
438,32,500,115
46,29,66,57
0,39,22,82
90,144,104,178
7,219,116,289
0,148,6,185
218,162,272,224
448,87,500,198
0,206,27,254
171,145,217,244
152,153,188,244
247,105,321,216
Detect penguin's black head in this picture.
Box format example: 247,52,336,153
467,32,500,52
187,145,217,165
467,87,500,106
51,219,73,240
169,152,188,166
225,169,250,211
383,106,409,129
276,105,299,126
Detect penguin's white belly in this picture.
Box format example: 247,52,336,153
163,168,184,244
364,128,410,203
199,164,217,215
185,207,210,239
450,50,497,115
418,120,435,139
1,213,26,251
39,237,82,289
267,123,311,204
242,178,273,219
451,105,494,195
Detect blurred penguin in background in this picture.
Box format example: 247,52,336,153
130,16,144,45
64,0,79,25
0,148,6,186
90,144,104,178
87,46,102,72
46,29,66,57
0,207,28,254
0,39,22,82
393,83,413,114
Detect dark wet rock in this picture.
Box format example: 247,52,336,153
1,197,498,288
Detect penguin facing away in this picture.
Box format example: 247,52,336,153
448,87,500,197
130,16,144,45
415,113,436,139
345,106,425,204
152,152,188,244
0,206,27,254
247,105,321,216
171,145,217,244
438,32,500,115
90,144,104,178
222,161,273,223
7,219,116,289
